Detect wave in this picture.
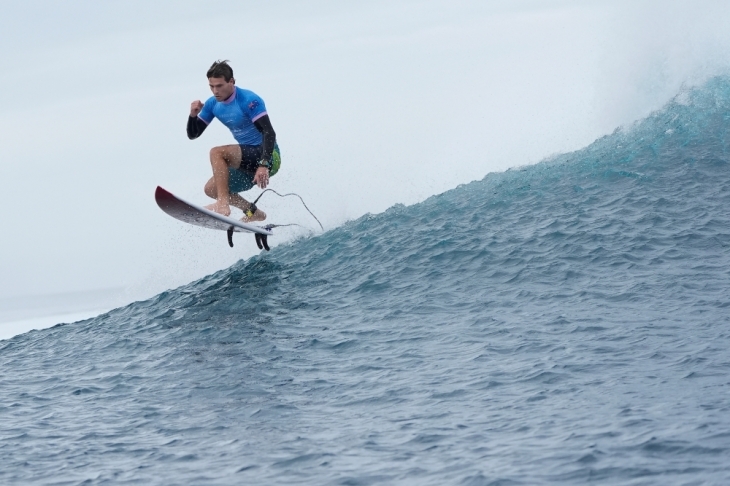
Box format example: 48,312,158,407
2,77,730,484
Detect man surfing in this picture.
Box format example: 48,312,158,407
187,60,280,222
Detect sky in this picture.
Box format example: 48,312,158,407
1,0,730,304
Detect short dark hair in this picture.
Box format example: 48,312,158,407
207,60,234,82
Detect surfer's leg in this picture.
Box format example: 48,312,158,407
206,144,273,222
204,144,242,216
208,167,267,222
229,193,267,222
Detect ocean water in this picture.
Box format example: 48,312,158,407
2,77,730,485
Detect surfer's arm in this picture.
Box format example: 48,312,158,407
187,116,208,140
254,115,277,162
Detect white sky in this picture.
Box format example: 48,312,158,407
1,0,729,302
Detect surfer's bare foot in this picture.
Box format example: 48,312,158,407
241,209,266,223
205,200,231,217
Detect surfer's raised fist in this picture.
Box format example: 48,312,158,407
190,100,204,117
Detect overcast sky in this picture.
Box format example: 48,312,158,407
1,0,729,302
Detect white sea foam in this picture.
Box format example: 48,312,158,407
0,288,126,340
0,310,106,341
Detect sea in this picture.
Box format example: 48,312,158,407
2,77,730,485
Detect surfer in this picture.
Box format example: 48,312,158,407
187,60,280,222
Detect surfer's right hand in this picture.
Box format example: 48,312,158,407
190,100,204,117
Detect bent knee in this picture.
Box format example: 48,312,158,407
204,179,217,198
209,146,225,159
209,144,239,165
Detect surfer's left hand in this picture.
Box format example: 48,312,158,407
253,167,270,189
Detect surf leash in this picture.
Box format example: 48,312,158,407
236,190,323,252
252,189,324,231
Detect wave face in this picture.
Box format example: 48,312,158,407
3,78,730,485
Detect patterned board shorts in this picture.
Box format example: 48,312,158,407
228,143,281,193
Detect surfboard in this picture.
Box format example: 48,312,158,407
155,186,273,249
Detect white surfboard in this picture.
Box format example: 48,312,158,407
155,186,273,249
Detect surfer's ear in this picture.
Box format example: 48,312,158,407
231,77,235,85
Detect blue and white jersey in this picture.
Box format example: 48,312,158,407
197,87,268,146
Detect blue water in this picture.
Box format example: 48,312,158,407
3,77,730,485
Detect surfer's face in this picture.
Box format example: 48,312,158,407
208,77,235,101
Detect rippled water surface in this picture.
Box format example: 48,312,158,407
2,78,730,485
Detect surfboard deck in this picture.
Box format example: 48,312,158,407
155,186,273,240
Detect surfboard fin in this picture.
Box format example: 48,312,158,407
255,233,270,251
227,226,269,251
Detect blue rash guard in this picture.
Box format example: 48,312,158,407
187,86,280,193
197,87,269,145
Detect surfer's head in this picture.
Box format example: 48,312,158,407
207,60,235,102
